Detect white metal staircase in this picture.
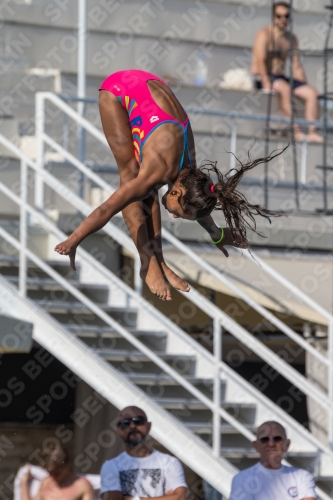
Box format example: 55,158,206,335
0,92,332,498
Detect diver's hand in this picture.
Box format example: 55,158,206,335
54,238,78,270
215,227,250,257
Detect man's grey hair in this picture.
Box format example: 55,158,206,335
256,421,287,439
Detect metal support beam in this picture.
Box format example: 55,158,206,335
77,0,87,199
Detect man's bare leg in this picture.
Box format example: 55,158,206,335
273,79,305,140
294,84,323,142
99,90,172,300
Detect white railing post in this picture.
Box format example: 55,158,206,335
230,119,237,170
134,256,142,296
328,320,333,449
63,112,69,151
213,317,222,457
35,93,45,210
300,136,307,184
19,160,28,297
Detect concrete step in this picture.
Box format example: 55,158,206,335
1,1,329,91
0,0,326,89
1,1,328,50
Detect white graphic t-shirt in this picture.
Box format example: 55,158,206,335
230,463,317,500
100,450,187,496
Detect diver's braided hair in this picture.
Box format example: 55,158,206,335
179,147,287,244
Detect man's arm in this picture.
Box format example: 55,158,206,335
292,36,306,82
253,29,271,89
80,478,95,500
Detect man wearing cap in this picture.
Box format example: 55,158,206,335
230,421,316,500
100,406,187,500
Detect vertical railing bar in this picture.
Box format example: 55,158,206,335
230,119,237,171
19,160,28,297
63,112,69,151
134,256,142,296
35,93,45,210
213,317,221,457
300,136,307,184
328,320,333,449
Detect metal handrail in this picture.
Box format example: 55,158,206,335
0,153,332,458
39,107,331,365
56,93,331,127
36,93,333,320
0,276,237,499
241,249,333,323
35,91,333,452
0,192,254,444
5,145,330,410
34,93,333,414
0,136,331,499
42,128,331,366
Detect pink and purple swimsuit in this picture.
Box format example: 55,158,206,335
99,69,193,169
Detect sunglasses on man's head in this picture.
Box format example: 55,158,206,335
275,13,290,19
259,435,284,444
117,415,146,429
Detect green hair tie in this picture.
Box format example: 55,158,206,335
212,227,224,245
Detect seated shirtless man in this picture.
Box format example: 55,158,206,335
251,1,323,142
20,444,94,500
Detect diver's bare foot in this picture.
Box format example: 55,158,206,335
306,132,324,143
140,257,172,301
54,238,77,270
160,262,190,292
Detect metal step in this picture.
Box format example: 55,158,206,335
153,397,256,424
126,374,215,386
5,276,109,303
97,349,196,376
125,374,220,400
222,448,318,459
35,300,137,328
67,324,166,338
68,325,167,351
0,255,79,279
95,349,195,361
66,324,168,352
185,422,256,434
35,300,134,314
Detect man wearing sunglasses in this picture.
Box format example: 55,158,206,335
100,406,187,500
251,2,323,142
229,421,316,499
